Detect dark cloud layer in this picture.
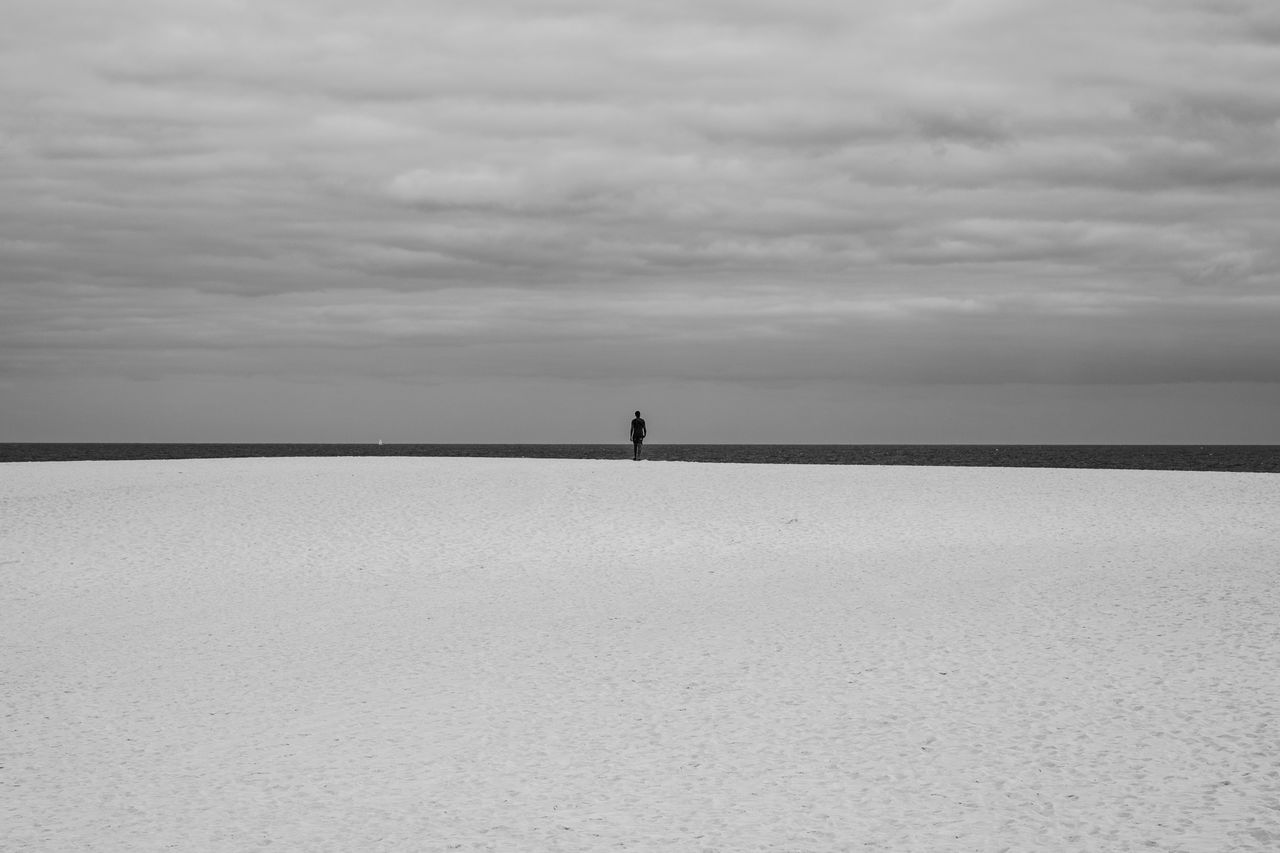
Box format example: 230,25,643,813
2,0,1279,440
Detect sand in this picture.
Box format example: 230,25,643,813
3,456,1279,852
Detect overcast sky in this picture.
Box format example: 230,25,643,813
3,0,1279,443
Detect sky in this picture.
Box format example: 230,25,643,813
2,0,1279,443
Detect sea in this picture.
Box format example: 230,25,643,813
2,444,1278,472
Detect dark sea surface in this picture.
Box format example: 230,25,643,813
2,444,1278,472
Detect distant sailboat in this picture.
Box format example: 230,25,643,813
378,439,383,446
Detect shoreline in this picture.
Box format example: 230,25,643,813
4,442,1279,472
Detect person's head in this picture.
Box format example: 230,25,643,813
635,410,641,417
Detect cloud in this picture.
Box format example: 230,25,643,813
5,271,1277,391
2,0,1279,440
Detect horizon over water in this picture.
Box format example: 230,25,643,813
2,444,1278,472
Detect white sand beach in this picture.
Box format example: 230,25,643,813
3,457,1279,852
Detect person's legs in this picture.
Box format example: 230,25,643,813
633,440,642,460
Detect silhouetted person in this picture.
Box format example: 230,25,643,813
630,410,647,460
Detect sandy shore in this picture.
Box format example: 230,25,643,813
4,457,1279,852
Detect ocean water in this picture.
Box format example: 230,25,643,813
2,444,1278,472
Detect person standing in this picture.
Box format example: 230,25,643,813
630,410,647,460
